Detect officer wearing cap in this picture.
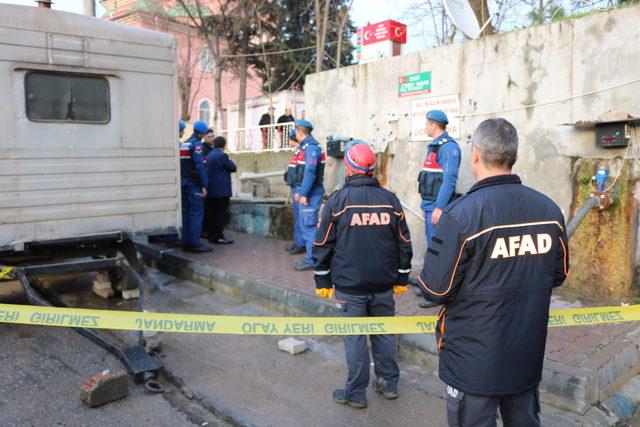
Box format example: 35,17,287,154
418,110,461,242
416,110,461,308
180,120,212,253
417,118,569,426
293,119,326,271
284,128,305,255
313,141,413,409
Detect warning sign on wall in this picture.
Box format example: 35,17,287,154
411,94,460,141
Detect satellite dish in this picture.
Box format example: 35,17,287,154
442,0,481,39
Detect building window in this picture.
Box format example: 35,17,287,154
199,47,213,72
198,100,211,125
25,72,109,123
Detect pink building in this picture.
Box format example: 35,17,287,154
100,0,263,129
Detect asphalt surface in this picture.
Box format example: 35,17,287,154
0,323,196,426
144,269,448,427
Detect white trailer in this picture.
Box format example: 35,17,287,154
0,4,179,253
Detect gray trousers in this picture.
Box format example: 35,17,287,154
335,289,399,402
446,384,540,427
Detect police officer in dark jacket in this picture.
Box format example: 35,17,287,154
283,129,305,254
205,136,236,244
180,120,212,253
293,119,326,271
417,118,569,426
313,141,413,409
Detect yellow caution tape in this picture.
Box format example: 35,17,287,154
0,266,15,281
0,303,638,335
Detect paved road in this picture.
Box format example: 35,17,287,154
0,323,198,426
145,269,448,427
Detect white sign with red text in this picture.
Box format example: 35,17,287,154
411,94,460,141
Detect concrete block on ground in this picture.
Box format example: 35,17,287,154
121,288,140,300
278,337,308,355
92,273,113,299
92,286,114,299
80,371,129,407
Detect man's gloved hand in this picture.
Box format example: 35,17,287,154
315,288,334,299
393,285,408,297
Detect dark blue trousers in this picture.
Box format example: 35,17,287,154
181,185,204,247
335,289,399,403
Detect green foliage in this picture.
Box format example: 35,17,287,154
248,0,355,92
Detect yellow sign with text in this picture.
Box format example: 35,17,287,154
0,303,638,335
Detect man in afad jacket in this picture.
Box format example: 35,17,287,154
417,118,569,426
313,141,413,409
293,119,325,271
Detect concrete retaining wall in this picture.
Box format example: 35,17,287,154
230,151,292,199
302,6,640,298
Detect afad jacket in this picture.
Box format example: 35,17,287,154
418,174,569,396
313,175,413,294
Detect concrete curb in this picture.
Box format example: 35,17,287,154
136,241,640,415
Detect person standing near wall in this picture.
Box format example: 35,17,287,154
202,128,216,239
313,141,413,409
284,129,305,255
180,120,212,253
277,107,295,148
293,119,325,271
205,136,237,245
417,118,569,426
259,106,275,149
416,110,461,308
202,128,215,159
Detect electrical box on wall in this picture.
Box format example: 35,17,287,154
595,122,629,148
565,113,640,149
326,134,353,158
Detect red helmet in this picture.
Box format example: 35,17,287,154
344,141,376,175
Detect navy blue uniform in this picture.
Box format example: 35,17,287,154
180,134,208,247
296,134,325,265
206,148,236,198
417,175,568,422
285,147,305,248
418,132,461,243
313,174,413,404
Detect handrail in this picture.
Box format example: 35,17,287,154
221,122,296,153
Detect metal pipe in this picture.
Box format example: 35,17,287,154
84,0,96,16
400,201,425,222
239,170,285,181
567,196,600,239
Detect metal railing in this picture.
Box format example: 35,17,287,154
222,122,296,153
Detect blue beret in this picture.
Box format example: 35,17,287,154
179,120,186,132
193,120,209,133
295,119,313,131
426,110,448,125
288,129,297,140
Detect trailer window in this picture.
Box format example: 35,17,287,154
25,72,110,123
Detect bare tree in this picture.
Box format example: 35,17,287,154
314,0,331,72
335,0,353,68
176,0,255,131
143,1,200,121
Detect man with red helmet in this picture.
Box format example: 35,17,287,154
313,141,413,409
